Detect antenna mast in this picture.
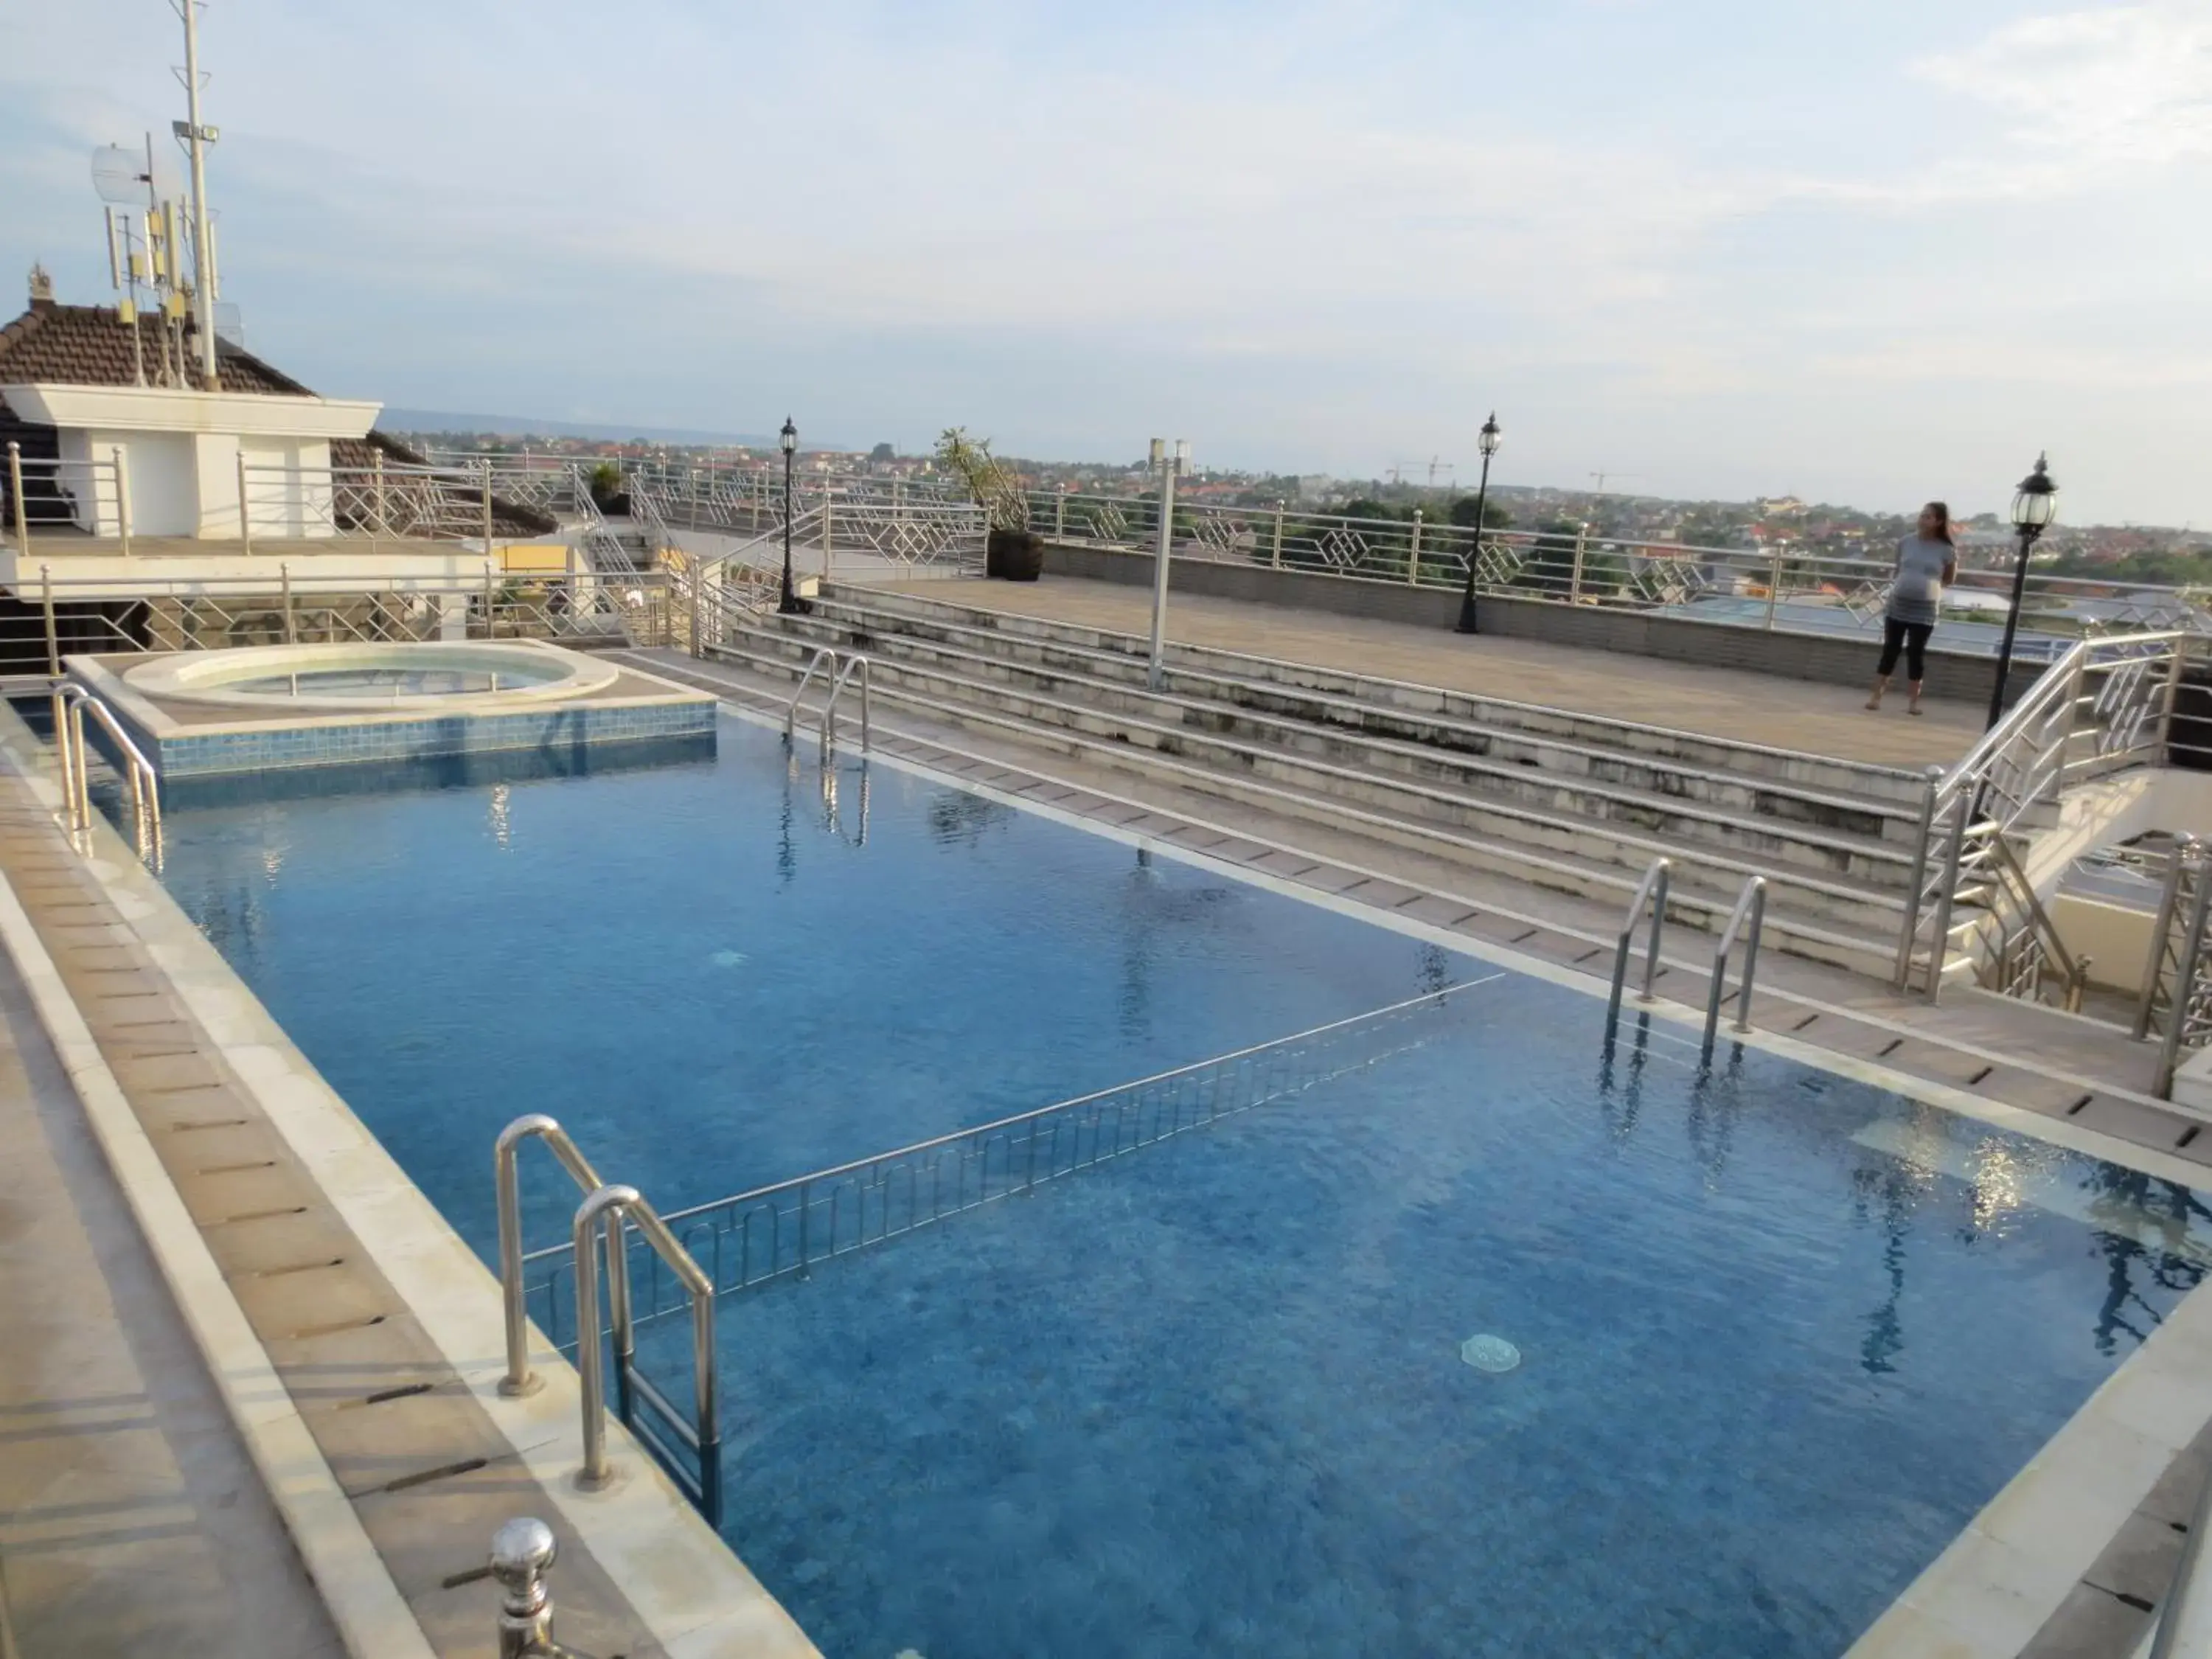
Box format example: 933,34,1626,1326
174,0,219,389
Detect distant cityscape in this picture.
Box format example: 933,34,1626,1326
393,423,2212,589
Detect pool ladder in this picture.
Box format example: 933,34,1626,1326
51,682,162,866
1604,858,1768,1063
494,1116,722,1525
785,646,871,758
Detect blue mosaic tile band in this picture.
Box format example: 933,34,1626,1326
117,700,718,778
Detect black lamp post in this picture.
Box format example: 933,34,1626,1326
1454,411,1503,635
1986,452,2057,729
777,416,801,614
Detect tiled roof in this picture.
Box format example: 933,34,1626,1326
0,303,313,397
0,303,555,537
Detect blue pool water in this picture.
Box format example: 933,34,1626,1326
146,716,2211,1658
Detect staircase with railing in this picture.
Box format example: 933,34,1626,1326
1893,630,2197,1003
2137,836,2212,1099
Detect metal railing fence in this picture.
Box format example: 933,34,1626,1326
2137,837,2212,1099
1020,487,2212,648
0,564,678,671
4,447,131,547
1893,631,2197,1000
518,980,1493,1348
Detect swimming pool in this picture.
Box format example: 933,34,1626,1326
147,714,2211,1656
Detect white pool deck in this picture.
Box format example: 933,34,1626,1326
0,592,2206,1657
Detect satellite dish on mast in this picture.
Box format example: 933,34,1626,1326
91,146,143,204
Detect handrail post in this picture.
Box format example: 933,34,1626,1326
1270,501,1285,569
1893,766,1946,987
2155,864,2212,1099
490,1517,596,1659
1605,858,1670,1031
281,562,296,644
570,1184,639,1492
1924,805,1972,1004
1703,876,1767,1057
111,448,131,555
8,440,29,561
1406,509,1422,585
2136,835,2198,1040
1569,522,1587,604
40,563,58,677
1762,543,1784,630
493,1115,607,1397
236,451,252,553
2157,636,2190,757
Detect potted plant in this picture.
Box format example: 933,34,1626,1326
936,428,1041,580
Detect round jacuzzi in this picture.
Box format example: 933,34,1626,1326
122,640,621,714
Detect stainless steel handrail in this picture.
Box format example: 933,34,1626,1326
821,653,871,755
785,645,872,757
53,682,162,863
2136,835,2202,1040
783,646,837,740
1605,857,1671,1031
1702,875,1767,1058
2153,852,2212,1102
571,1183,720,1522
495,1114,606,1397
1986,835,2090,1012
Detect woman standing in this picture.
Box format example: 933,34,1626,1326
1866,501,1958,715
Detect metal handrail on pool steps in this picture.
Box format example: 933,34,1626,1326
784,645,871,757
52,682,162,864
1605,857,1670,1032
1702,875,1767,1060
494,1116,722,1524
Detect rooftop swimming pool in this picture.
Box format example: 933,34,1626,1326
145,713,2211,1658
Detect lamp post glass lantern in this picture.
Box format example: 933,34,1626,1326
1454,412,1502,635
1986,451,2057,730
777,417,801,614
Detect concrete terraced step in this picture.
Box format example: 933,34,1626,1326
793,600,1926,852
747,612,1922,893
709,630,1919,977
818,582,1933,807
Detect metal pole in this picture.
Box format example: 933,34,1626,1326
483,560,495,639
1454,449,1492,634
1640,864,1668,1001
821,490,832,586
2136,834,2197,1040
111,448,131,555
570,1194,618,1490
489,1519,561,1659
40,564,58,677
2156,865,2211,1099
1893,766,1945,987
779,439,797,613
1054,490,1065,540
1569,523,1587,604
1406,509,1422,585
2157,636,2189,757
1987,525,2040,729
1762,543,1784,630
1147,439,1177,692
1271,501,1285,570
481,459,495,563
235,450,252,553
179,0,220,388
8,441,29,560
1924,802,1972,1003
280,562,295,644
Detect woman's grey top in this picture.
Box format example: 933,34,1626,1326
1887,535,1952,627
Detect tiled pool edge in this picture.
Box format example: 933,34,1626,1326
711,696,2212,1658
0,863,438,1659
69,650,717,777
0,715,821,1659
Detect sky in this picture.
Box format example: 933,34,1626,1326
4,1,2210,525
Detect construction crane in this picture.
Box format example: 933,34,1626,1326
1588,470,1643,494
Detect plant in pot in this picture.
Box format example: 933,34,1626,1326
936,427,1041,580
